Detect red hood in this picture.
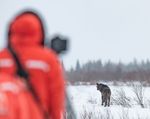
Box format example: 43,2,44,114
8,11,45,48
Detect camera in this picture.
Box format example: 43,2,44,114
50,35,68,54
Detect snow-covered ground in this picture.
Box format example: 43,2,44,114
67,84,150,119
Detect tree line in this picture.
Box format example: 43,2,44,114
65,59,150,85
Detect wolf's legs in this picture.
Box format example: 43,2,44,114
108,96,110,106
101,95,104,106
104,97,107,107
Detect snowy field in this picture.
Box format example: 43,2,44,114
67,84,150,119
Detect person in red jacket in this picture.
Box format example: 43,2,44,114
0,11,65,119
0,73,45,119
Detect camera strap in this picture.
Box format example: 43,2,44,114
8,46,49,119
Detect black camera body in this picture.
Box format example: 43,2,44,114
49,35,68,54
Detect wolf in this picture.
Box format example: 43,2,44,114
96,83,111,107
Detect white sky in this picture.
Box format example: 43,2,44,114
0,0,150,69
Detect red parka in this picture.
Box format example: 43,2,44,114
0,11,65,119
0,73,45,119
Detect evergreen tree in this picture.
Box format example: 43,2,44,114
76,60,81,71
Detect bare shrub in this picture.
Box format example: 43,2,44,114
112,89,131,107
80,109,94,119
132,82,145,108
80,109,114,119
80,108,149,119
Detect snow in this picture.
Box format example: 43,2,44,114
67,85,150,119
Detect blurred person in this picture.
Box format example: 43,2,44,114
0,73,45,119
0,10,65,119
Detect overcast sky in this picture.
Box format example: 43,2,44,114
0,0,150,69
